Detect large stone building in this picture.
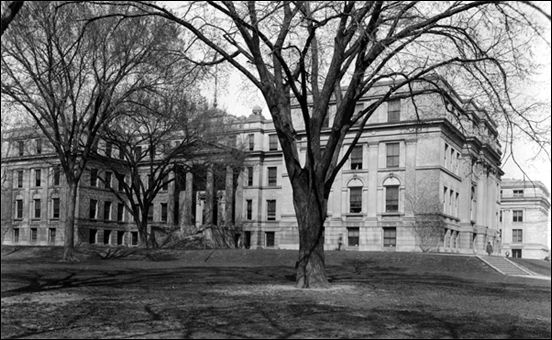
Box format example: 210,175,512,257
2,82,508,255
499,179,550,259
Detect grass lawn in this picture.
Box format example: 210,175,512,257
1,246,550,339
509,258,551,277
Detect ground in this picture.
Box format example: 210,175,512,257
1,247,550,339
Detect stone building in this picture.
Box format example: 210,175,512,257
499,178,550,259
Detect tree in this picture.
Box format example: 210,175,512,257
0,1,23,36
57,2,552,286
1,2,182,260
406,187,446,253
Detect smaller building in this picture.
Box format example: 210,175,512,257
499,178,550,259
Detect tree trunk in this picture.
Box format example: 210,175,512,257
292,178,330,288
62,182,78,261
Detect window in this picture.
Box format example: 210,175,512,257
247,167,254,186
117,203,124,222
349,187,362,213
269,134,278,150
248,134,254,151
53,167,61,186
131,231,138,246
48,228,56,244
513,210,523,222
499,210,503,222
104,230,111,245
104,201,112,221
512,229,523,243
383,227,397,247
444,144,449,167
105,172,112,189
15,199,23,219
52,198,60,219
16,170,23,188
18,140,24,156
117,231,125,245
161,175,168,191
268,167,277,186
35,169,41,187
89,229,97,244
105,142,112,157
147,204,153,222
118,174,125,192
386,143,400,168
350,146,363,170
13,228,19,243
161,203,168,222
513,190,524,198
30,228,37,243
134,146,142,159
89,199,97,219
385,186,399,212
36,139,42,154
246,199,253,220
147,174,153,189
347,227,359,247
387,99,401,122
267,200,276,221
33,199,41,219
265,231,275,247
119,146,124,159
90,169,98,187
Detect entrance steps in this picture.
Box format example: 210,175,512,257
477,255,541,277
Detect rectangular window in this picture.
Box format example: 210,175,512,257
268,167,277,186
387,99,401,122
35,169,41,187
119,146,124,159
265,231,275,247
386,186,399,212
89,229,97,244
512,229,523,243
513,190,524,198
269,134,278,151
383,227,397,247
30,228,37,243
16,170,23,188
161,175,168,191
105,142,112,157
513,210,523,222
104,201,111,221
247,167,254,186
347,227,360,247
147,204,153,222
386,143,400,168
131,231,138,246
52,198,60,219
349,187,362,213
499,210,503,222
18,140,24,156
267,200,276,221
90,169,98,187
246,199,253,220
53,167,61,186
34,199,41,219
117,231,125,245
36,139,42,154
444,144,449,167
118,174,125,192
89,199,97,219
161,203,168,222
117,203,124,222
105,171,112,189
48,228,56,244
104,230,111,245
13,228,19,243
248,134,254,151
15,199,23,219
350,146,363,170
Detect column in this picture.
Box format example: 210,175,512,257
234,169,244,226
204,166,214,241
225,166,233,226
179,172,194,233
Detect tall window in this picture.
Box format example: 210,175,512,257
385,186,399,212
161,203,168,222
350,146,363,170
246,199,253,220
36,139,42,154
52,198,60,219
512,229,523,243
131,231,138,246
15,199,23,219
247,167,254,186
267,200,276,221
383,227,397,247
117,203,124,222
386,143,400,168
513,190,524,198
118,174,125,192
161,175,168,191
89,199,97,219
119,146,125,159
269,134,278,150
347,227,359,247
387,99,401,122
53,167,61,186
512,210,523,222
499,210,503,222
104,230,111,245
35,169,41,187
248,134,254,151
105,142,112,157
265,231,275,247
349,187,362,213
48,228,56,244
134,145,142,159
105,171,112,189
13,228,19,243
104,201,112,221
30,228,37,243
17,170,23,188
18,140,24,156
147,204,153,222
90,169,98,187
33,199,41,219
268,167,277,186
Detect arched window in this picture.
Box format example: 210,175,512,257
348,178,363,213
383,177,400,213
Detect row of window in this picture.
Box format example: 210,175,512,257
88,168,168,191
245,166,278,187
246,134,279,152
12,227,56,244
499,210,524,223
443,186,460,217
14,168,61,188
244,199,276,221
500,189,525,198
350,186,399,214
14,198,59,220
339,227,397,247
443,143,460,174
349,142,400,170
89,229,139,246
88,200,168,223
14,139,43,157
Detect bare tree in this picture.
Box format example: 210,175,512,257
406,187,446,253
1,2,181,260
0,1,23,36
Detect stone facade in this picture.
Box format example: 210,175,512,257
499,179,550,259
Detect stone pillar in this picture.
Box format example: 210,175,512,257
234,169,244,226
179,172,194,233
204,166,214,241
225,166,233,226
167,171,175,226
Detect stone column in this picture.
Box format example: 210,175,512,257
167,171,175,226
234,169,244,226
225,166,233,226
204,166,214,241
179,172,194,234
